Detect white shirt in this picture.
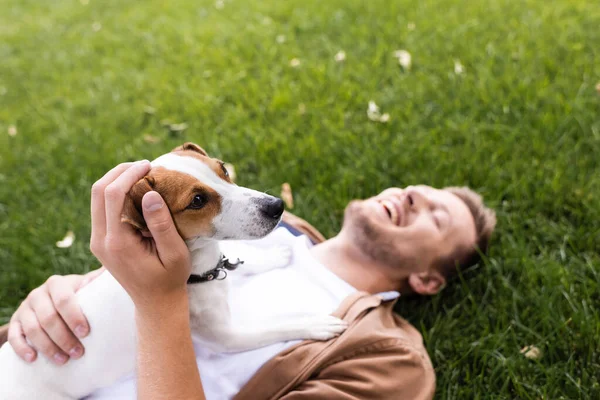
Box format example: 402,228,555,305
87,228,356,400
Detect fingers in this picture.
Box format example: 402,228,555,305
104,161,151,237
29,289,84,361
7,320,37,363
142,191,188,269
90,162,135,241
20,308,69,365
47,275,91,339
9,274,91,365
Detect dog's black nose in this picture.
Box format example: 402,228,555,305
260,197,285,219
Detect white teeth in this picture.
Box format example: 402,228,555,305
381,200,399,225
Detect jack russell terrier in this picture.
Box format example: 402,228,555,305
0,142,348,400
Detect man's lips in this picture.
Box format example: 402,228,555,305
379,199,402,226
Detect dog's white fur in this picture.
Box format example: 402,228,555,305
0,152,346,400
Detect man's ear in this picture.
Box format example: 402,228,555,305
121,176,155,231
172,142,208,156
408,271,446,296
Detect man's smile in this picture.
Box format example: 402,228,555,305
379,199,401,226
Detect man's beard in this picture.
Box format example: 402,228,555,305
343,201,417,270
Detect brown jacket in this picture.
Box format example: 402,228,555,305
235,290,436,400
232,212,436,399
0,212,436,399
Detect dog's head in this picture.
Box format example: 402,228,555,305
121,142,284,241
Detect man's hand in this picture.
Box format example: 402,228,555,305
8,268,104,364
89,161,201,399
89,160,191,314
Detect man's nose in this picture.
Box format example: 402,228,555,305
406,189,428,210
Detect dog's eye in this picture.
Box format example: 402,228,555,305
188,194,208,210
220,162,229,177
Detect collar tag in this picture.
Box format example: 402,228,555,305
187,255,244,284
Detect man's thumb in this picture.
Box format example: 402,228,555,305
142,191,183,256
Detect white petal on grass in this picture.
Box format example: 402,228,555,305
215,0,224,9
92,22,102,32
367,101,380,121
394,50,412,70
143,105,156,115
281,183,294,209
407,22,416,31
367,101,389,123
8,125,17,137
169,123,188,133
289,58,301,67
596,82,600,94
520,345,541,360
143,134,160,144
56,231,75,248
454,60,465,75
334,50,346,62
368,101,379,114
276,35,286,44
224,163,236,182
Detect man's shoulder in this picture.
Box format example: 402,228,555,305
234,294,436,400
332,297,429,359
304,298,435,399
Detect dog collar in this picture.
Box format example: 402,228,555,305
187,255,244,284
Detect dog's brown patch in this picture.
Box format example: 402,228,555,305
122,167,222,240
122,142,231,238
150,167,222,239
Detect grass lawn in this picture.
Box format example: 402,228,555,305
1,0,599,398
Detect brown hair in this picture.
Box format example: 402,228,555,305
438,187,497,278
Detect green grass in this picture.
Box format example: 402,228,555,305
1,0,599,397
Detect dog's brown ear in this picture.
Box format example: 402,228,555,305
121,176,155,231
172,142,208,156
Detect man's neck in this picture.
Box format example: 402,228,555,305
309,235,411,294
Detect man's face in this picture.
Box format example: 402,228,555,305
341,185,477,274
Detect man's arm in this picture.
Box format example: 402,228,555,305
135,293,204,400
279,341,435,400
88,164,205,400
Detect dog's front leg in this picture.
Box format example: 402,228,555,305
204,315,348,353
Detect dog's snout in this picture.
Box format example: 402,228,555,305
260,197,285,219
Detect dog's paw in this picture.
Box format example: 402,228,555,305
301,315,348,341
237,245,292,276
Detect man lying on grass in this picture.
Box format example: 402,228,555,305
5,161,495,399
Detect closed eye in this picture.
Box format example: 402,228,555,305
433,209,449,230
